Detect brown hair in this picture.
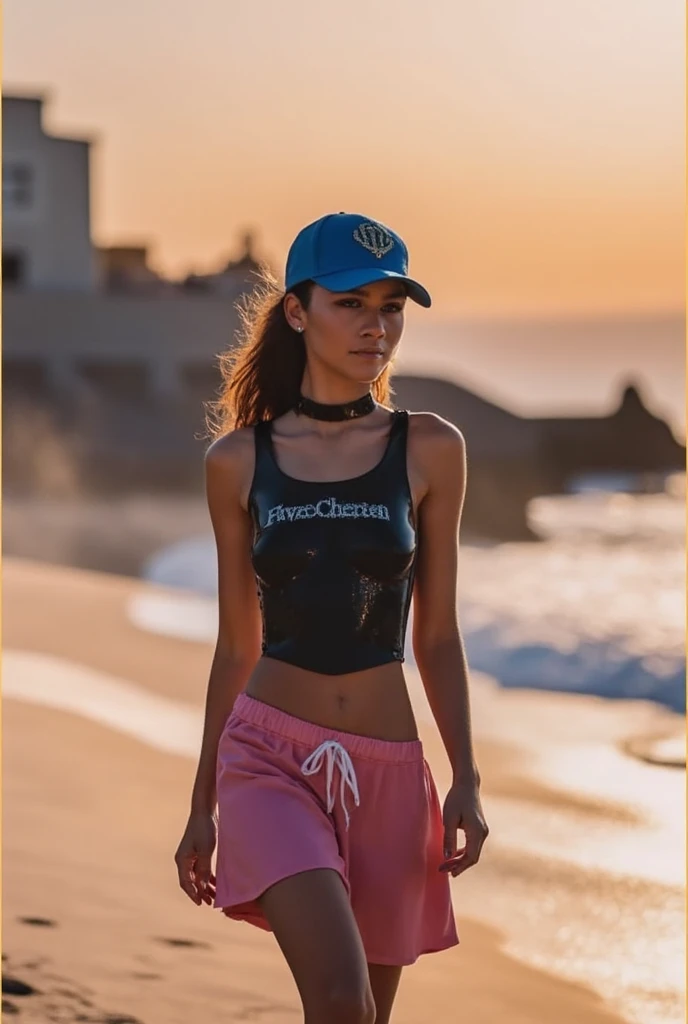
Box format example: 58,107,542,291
205,267,393,438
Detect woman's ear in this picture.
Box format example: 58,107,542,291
283,292,305,333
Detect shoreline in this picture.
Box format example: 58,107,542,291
3,556,685,1024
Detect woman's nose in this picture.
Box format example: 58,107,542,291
361,316,386,339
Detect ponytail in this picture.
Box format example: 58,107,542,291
205,267,393,438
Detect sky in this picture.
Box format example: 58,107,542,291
3,0,685,321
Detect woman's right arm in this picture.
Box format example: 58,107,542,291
175,428,262,905
189,430,263,815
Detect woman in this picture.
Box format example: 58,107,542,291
174,212,489,1024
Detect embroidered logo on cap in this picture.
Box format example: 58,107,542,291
353,222,395,259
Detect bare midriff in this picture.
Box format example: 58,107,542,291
244,656,419,742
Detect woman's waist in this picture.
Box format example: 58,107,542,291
243,656,419,742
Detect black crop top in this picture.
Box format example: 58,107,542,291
248,410,417,675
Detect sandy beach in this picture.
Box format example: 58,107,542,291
3,557,683,1023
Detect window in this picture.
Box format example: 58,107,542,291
2,250,27,285
3,161,36,212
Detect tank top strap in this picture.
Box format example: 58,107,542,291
253,418,272,443
389,407,409,437
387,408,409,449
252,418,276,472
375,408,409,475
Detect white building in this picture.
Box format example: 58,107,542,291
2,93,96,289
1,92,257,403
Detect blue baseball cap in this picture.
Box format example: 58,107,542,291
285,212,432,308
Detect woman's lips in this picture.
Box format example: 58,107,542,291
350,349,385,358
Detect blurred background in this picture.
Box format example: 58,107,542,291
2,2,685,1024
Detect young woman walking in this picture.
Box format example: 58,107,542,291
174,212,489,1024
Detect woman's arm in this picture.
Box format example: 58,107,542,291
411,413,488,875
189,430,263,816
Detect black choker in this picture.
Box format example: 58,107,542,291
296,393,376,421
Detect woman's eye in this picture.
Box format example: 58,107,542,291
337,299,404,312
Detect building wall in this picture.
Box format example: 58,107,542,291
2,290,243,398
2,96,96,290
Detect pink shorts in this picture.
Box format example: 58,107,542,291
214,693,459,966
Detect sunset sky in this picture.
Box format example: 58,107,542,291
3,0,685,320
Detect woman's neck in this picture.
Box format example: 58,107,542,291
293,371,376,434
299,370,371,407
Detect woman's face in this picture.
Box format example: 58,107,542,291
285,280,407,384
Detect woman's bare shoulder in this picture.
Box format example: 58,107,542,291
206,425,255,466
406,411,466,469
205,425,257,499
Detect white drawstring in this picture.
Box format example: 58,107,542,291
301,739,360,829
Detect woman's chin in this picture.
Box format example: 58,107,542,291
341,362,391,386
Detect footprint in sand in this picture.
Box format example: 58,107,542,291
98,1016,144,1023
154,937,211,950
54,984,94,1008
1,977,37,1017
2,976,38,996
3,958,143,1024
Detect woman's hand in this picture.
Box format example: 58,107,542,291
439,780,489,877
174,811,218,906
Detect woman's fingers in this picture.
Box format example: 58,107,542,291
440,823,488,876
195,868,217,904
194,855,215,899
178,869,202,904
175,850,203,905
195,854,212,884
174,815,218,907
442,820,459,861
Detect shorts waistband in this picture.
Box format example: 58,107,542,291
231,693,423,764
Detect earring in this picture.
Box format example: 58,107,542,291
294,325,304,332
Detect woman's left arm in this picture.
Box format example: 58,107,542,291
411,414,489,877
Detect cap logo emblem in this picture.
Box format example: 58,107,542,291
353,222,395,259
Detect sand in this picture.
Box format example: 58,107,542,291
2,557,639,1022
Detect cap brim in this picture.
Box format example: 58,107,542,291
312,267,432,308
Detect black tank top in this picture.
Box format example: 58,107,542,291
248,410,417,675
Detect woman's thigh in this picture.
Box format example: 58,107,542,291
258,867,375,1023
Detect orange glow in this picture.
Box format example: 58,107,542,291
3,0,684,318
